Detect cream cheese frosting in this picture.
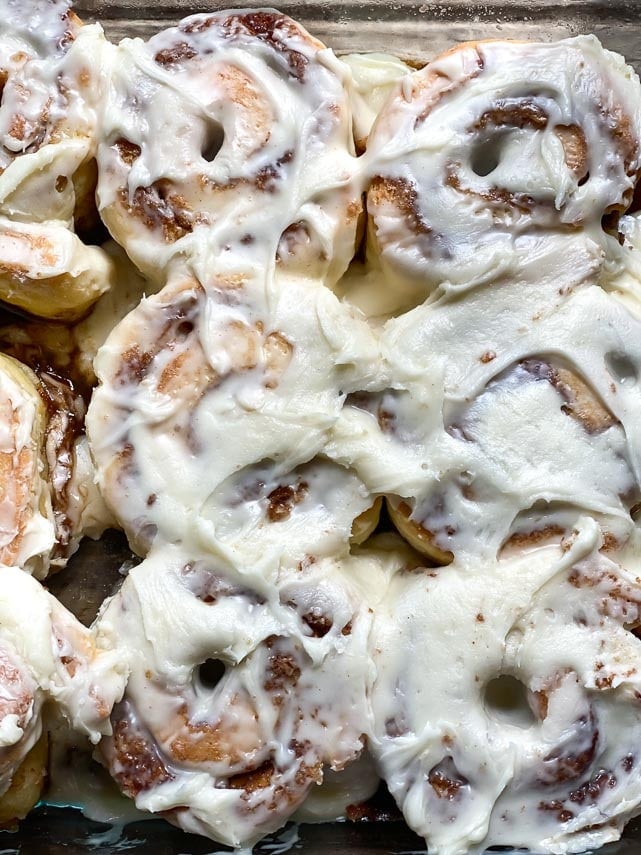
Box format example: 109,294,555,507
82,27,641,854
0,8,640,854
0,0,115,319
95,542,382,847
87,260,380,564
340,52,412,153
97,8,361,288
0,564,126,803
364,36,641,313
330,255,641,562
368,527,641,855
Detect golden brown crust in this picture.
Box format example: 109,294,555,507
0,734,47,827
555,125,589,179
350,496,383,545
387,499,453,565
521,360,617,434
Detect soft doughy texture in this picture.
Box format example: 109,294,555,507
0,352,55,578
87,261,379,564
364,36,641,312
72,241,151,386
0,734,47,826
0,565,126,823
325,37,641,855
0,0,115,319
0,240,150,390
0,241,147,563
96,543,380,847
0,218,115,321
333,41,641,559
0,340,109,571
97,8,361,287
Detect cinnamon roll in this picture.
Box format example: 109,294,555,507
0,332,114,571
330,232,641,566
368,522,641,855
0,9,635,852
86,264,379,565
365,37,641,309
96,543,375,847
0,0,115,319
0,352,55,578
0,241,148,564
97,9,361,286
0,565,126,824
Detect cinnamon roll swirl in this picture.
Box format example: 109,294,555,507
86,264,379,566
0,352,55,578
96,543,374,847
331,232,641,566
98,9,361,286
0,332,113,571
0,0,115,319
368,522,641,855
365,37,641,309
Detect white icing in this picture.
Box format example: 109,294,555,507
0,14,632,855
95,543,380,847
0,2,114,319
87,262,380,566
368,527,641,855
84,29,641,855
364,36,641,309
340,53,411,150
97,9,361,287
0,715,24,749
0,565,126,797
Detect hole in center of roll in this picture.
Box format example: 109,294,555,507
606,351,637,385
197,658,226,689
470,138,503,177
201,120,224,163
484,674,535,728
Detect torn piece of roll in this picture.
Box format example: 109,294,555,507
0,0,115,319
0,332,114,572
365,36,641,308
97,9,361,286
0,565,126,825
0,353,55,578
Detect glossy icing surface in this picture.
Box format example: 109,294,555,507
86,28,641,854
97,8,361,287
0,0,115,319
2,7,641,854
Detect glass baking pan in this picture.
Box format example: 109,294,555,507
4,0,641,852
